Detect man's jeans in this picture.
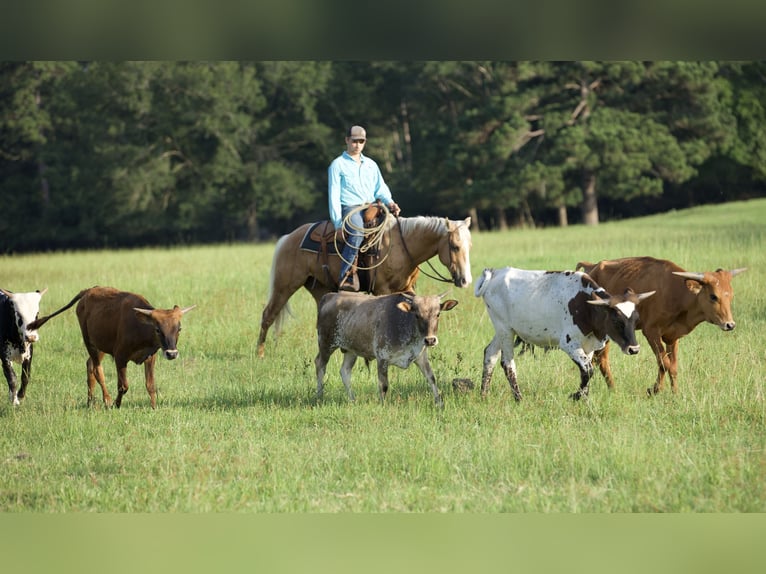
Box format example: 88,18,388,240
339,205,364,282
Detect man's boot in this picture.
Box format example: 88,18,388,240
339,264,360,292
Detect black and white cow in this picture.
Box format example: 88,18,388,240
1,288,47,406
474,268,654,400
315,291,459,407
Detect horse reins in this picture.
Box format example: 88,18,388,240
395,219,454,284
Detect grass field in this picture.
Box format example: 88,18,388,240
1,199,764,512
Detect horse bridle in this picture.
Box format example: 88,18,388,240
395,218,454,284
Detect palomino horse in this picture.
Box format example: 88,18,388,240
257,214,473,357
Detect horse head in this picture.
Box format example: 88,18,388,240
438,217,473,288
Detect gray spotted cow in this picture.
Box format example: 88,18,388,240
315,291,458,407
474,268,655,400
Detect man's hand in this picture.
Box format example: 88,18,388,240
388,202,401,217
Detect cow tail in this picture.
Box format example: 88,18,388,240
473,268,493,298
26,288,90,330
268,234,292,336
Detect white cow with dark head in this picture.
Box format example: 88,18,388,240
1,288,47,405
474,268,654,400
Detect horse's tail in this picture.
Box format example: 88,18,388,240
27,288,91,330
268,234,292,336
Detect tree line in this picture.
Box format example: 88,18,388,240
1,61,765,253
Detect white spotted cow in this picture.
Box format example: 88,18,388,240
474,268,655,400
315,291,459,407
1,288,47,405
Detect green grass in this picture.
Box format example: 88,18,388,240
1,199,764,512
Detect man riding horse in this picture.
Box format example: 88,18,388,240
328,125,401,291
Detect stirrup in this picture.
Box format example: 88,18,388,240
339,272,360,292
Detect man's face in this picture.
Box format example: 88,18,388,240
346,136,366,155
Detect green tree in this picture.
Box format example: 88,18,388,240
0,61,79,249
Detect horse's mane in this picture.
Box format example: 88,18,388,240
391,215,446,236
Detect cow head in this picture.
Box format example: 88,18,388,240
1,288,47,344
134,304,196,359
673,268,746,331
438,217,473,288
588,288,655,355
396,294,459,347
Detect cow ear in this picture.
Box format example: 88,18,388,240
440,299,459,312
672,271,706,292
396,301,412,313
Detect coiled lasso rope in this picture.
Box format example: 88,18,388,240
333,202,392,270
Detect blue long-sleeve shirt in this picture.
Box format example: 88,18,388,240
328,151,393,229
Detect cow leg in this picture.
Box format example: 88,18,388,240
17,346,32,401
569,358,594,401
593,342,616,389
339,352,358,402
501,356,522,402
664,338,680,393
314,345,335,401
86,352,111,407
414,351,443,408
480,335,502,397
498,334,522,401
3,358,20,406
375,360,390,404
114,359,130,408
144,354,157,409
314,352,327,401
644,330,669,395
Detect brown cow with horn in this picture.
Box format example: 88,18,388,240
576,256,746,395
29,286,195,408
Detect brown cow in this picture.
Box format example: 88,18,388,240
29,286,195,408
315,291,458,407
576,257,746,395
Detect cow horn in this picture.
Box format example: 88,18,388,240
637,290,656,302
672,271,705,282
730,267,747,277
37,287,48,296
180,305,196,314
134,307,153,317
587,292,610,307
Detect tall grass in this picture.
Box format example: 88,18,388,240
1,199,764,512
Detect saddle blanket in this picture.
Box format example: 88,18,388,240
299,221,341,254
